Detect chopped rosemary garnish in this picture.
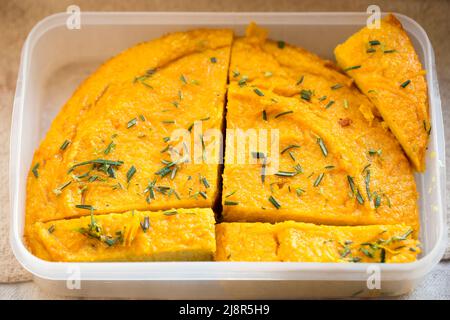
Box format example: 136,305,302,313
262,110,267,121
78,211,123,246
296,188,305,196
254,88,264,96
331,84,343,90
347,175,364,204
139,114,146,121
316,137,328,157
374,194,381,208
268,195,281,209
296,75,304,85
155,156,186,178
60,140,71,150
356,190,364,204
210,57,217,63
127,118,137,128
155,163,175,177
366,48,376,53
104,141,116,155
390,229,413,242
340,245,351,258
344,65,361,71
383,49,396,54
232,70,240,78
162,120,175,124
238,75,248,87
133,70,155,88
365,170,372,201
32,163,39,178
281,144,301,154
368,149,382,156
126,165,136,183
275,171,297,177
300,89,312,101
199,191,208,199
400,79,411,88
325,100,335,109
277,40,285,49
180,74,187,84
289,152,296,161
163,209,178,216
75,204,95,211
294,164,303,173
88,175,99,182
369,40,380,46
201,176,210,188
224,200,239,206
160,145,170,153
48,225,55,234
362,164,371,173
53,181,72,195
144,179,156,203
313,173,325,187
225,190,236,198
325,165,335,170
140,216,150,233
68,159,124,174
274,110,293,118
318,95,327,101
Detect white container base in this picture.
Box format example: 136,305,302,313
10,12,447,299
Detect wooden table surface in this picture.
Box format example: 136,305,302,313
1,0,449,299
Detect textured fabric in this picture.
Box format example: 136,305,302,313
0,0,449,284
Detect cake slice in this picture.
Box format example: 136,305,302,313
30,208,216,262
215,221,420,263
334,14,429,171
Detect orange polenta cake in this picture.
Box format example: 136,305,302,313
222,24,419,231
335,14,429,171
26,29,232,226
30,208,215,262
215,222,420,263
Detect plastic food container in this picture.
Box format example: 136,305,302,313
10,12,447,299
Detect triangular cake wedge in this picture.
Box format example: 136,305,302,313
222,24,419,231
334,14,429,171
30,208,216,262
26,29,233,231
215,222,420,263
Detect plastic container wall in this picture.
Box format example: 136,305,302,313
10,12,447,298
